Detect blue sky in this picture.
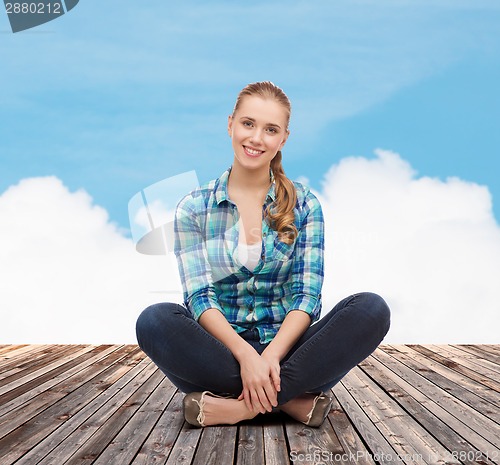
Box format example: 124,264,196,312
1,0,499,231
1,1,500,344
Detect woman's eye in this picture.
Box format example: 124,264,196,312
243,121,253,127
267,127,278,134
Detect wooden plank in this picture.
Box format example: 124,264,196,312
16,355,152,465
342,366,459,465
332,380,402,465
483,345,500,355
0,345,26,355
32,357,156,465
0,346,144,464
93,376,177,464
440,345,500,378
62,368,166,465
421,345,500,385
236,424,265,465
470,345,500,357
451,345,500,365
0,344,51,371
385,345,500,423
164,422,202,465
372,347,500,455
0,345,115,404
359,353,497,465
0,345,91,378
327,391,376,465
394,345,499,406
285,418,346,465
191,426,237,465
0,346,137,437
1,344,498,465
0,344,35,358
0,345,81,382
0,345,120,418
131,390,186,465
263,422,290,465
333,382,401,465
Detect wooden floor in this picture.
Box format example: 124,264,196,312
0,345,498,465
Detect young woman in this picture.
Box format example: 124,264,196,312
136,81,390,428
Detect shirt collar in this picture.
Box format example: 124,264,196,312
214,167,276,204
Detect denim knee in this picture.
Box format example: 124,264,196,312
358,292,391,337
135,302,178,348
136,304,157,348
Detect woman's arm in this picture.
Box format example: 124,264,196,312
174,195,224,318
287,190,324,323
263,310,311,361
199,308,279,413
261,189,325,389
261,310,311,392
199,308,254,361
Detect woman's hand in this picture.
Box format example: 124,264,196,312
261,348,281,394
237,349,279,414
198,309,277,413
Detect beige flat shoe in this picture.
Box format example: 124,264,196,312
183,391,231,427
303,392,333,428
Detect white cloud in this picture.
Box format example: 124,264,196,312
317,149,500,343
1,152,499,344
0,177,182,344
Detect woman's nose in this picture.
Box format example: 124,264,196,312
249,129,263,145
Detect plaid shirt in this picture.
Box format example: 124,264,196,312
174,168,324,344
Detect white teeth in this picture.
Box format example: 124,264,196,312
245,146,263,155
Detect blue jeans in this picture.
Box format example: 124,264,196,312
136,292,390,405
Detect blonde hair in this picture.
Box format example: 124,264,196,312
233,81,298,244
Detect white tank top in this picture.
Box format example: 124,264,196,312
238,241,262,272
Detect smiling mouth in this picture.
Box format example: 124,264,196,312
244,146,265,157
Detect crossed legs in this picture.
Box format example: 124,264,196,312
136,292,391,425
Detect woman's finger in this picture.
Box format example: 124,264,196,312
271,367,281,393
257,385,275,412
264,380,278,408
242,389,252,412
248,388,264,414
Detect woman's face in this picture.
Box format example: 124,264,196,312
228,95,289,172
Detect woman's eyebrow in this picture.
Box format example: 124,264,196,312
239,116,282,129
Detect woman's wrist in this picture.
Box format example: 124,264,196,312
263,310,311,361
199,308,256,363
262,344,284,362
233,341,258,363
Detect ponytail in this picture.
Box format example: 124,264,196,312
266,151,298,245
